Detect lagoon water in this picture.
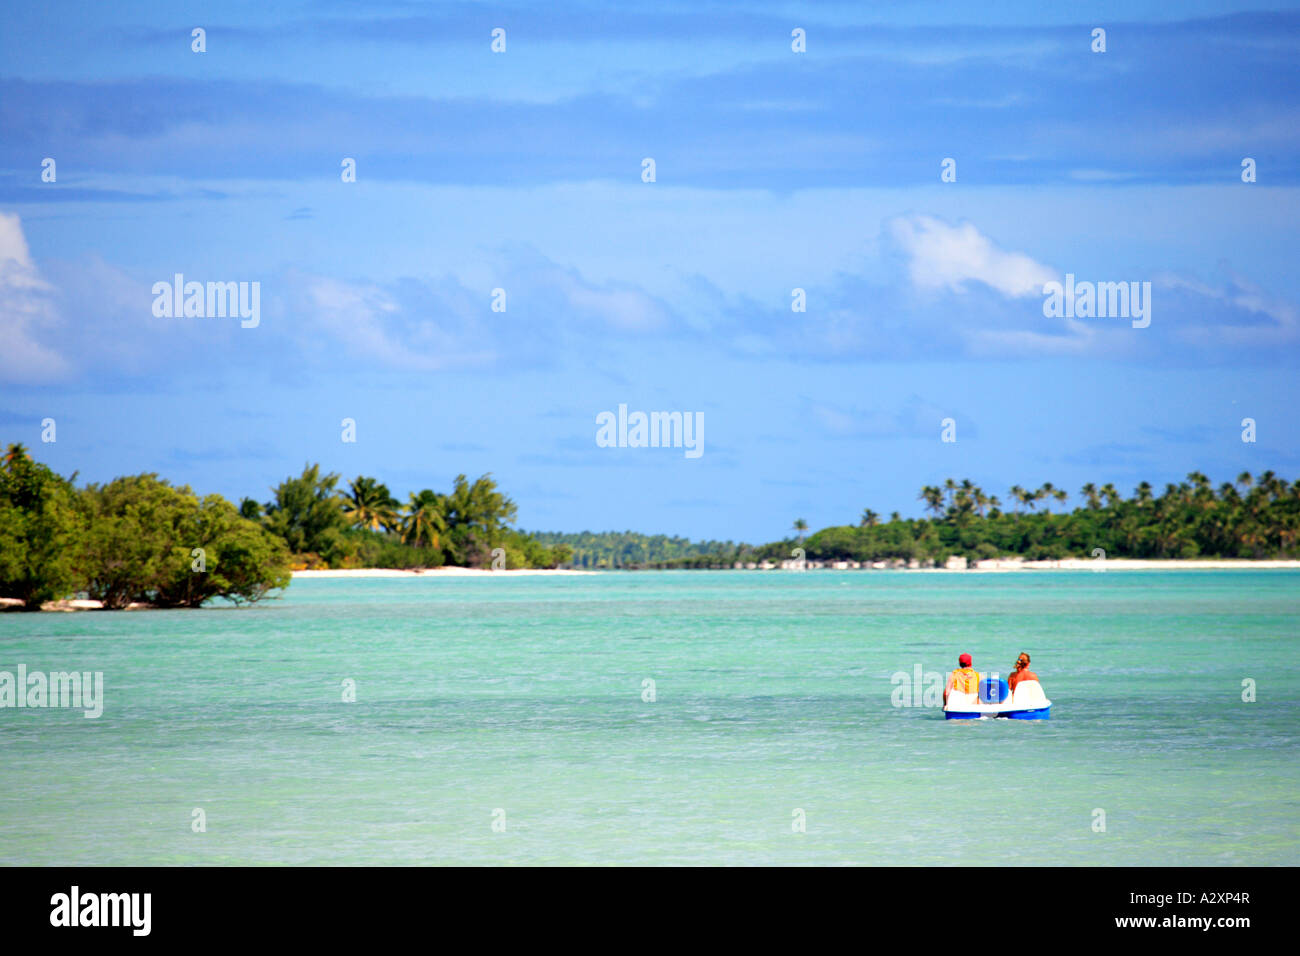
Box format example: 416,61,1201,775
1,571,1297,865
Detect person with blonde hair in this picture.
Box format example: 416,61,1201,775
1009,652,1038,692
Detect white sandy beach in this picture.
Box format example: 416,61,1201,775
958,558,1300,572
290,559,1300,579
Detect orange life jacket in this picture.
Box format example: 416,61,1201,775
949,667,981,694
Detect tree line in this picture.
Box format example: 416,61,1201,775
761,472,1299,567
238,464,570,572
526,530,744,569
600,472,1300,569
0,445,569,610
5,441,1294,608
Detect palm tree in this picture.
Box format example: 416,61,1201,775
1259,470,1281,501
1081,483,1100,510
1236,471,1253,494
1053,488,1068,511
860,509,880,528
1185,472,1215,514
441,473,518,565
344,476,399,532
2,443,30,467
402,490,447,550
1100,483,1120,509
1135,481,1153,507
261,463,345,554
1008,485,1026,516
943,478,957,508
1163,482,1180,504
1037,482,1057,513
792,518,809,541
919,485,944,517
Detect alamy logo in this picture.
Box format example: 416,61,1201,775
0,665,103,718
1042,273,1151,328
50,886,150,936
596,404,703,459
890,664,944,708
152,274,260,328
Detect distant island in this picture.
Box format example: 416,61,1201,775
533,473,1300,569
1,441,1296,610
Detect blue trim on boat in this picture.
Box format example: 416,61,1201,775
944,706,1050,720
1005,706,1050,720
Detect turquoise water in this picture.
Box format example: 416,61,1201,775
1,570,1297,865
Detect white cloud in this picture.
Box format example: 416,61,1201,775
506,245,674,332
299,274,496,371
0,213,69,383
554,273,670,331
1156,272,1299,348
285,247,675,374
888,214,1056,298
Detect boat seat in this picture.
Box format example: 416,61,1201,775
1010,679,1048,708
945,689,978,709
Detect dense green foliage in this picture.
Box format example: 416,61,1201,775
0,445,84,606
526,530,746,569
1,450,571,606
80,475,292,608
1,445,291,610
262,463,349,556
538,472,1300,569
804,473,1300,563
79,474,194,608
248,465,569,571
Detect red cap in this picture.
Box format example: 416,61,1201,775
958,653,972,666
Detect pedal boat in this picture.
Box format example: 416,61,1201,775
944,678,1050,720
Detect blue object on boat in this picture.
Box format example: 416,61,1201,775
978,676,1009,704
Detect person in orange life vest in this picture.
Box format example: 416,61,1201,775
943,653,981,706
1008,652,1039,692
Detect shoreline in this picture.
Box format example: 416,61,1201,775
3,561,1294,611
926,558,1300,572
291,567,598,578
291,559,1300,578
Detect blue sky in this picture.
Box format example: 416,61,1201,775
2,0,1298,541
